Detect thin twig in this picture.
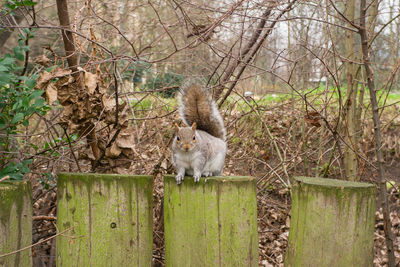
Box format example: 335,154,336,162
0,176,10,182
0,228,71,259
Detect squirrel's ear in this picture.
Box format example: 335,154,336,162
191,122,197,131
174,123,180,132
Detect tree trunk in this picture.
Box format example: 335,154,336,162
0,181,32,267
56,173,153,266
56,0,79,72
358,0,396,264
164,175,258,267
285,176,376,267
344,0,358,181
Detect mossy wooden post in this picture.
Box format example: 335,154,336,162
164,175,258,267
285,176,376,267
0,181,32,267
56,173,153,266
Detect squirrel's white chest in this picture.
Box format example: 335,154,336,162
173,150,202,170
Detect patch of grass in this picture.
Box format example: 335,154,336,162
381,92,400,103
129,95,177,120
222,93,292,112
131,98,153,111
130,86,399,119
231,137,241,144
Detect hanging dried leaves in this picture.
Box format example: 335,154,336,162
45,83,58,105
33,55,51,67
105,142,122,158
84,72,98,94
304,111,321,127
36,67,135,173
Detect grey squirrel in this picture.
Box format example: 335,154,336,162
171,82,227,184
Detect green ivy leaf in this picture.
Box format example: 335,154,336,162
11,113,24,124
25,78,36,89
22,96,30,109
22,0,37,7
0,25,44,180
0,56,15,66
2,164,16,173
5,3,16,10
9,173,23,180
13,47,24,61
12,99,22,111
0,72,11,84
0,163,17,177
33,98,45,108
23,159,33,165
20,45,30,52
19,165,30,174
30,90,43,100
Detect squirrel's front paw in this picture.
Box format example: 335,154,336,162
175,173,184,184
203,172,212,177
193,174,201,182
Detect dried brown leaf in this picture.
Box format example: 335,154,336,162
161,160,168,170
62,105,74,117
84,72,97,94
105,142,122,158
36,71,52,90
116,128,135,149
45,83,58,105
34,55,51,67
304,111,321,127
36,68,71,91
52,69,72,80
121,148,134,157
102,95,115,111
115,167,130,175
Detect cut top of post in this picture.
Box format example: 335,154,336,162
0,180,30,190
0,180,32,209
58,172,153,181
164,175,256,184
294,176,375,189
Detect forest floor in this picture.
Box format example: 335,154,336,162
28,95,400,266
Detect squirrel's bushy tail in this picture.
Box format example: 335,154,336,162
178,81,226,141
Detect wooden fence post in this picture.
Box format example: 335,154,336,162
285,176,376,267
0,181,32,267
56,173,153,266
164,175,258,267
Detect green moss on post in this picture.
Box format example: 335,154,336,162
285,176,376,267
164,175,258,267
0,181,32,267
56,173,153,266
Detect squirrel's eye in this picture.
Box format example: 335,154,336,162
193,136,196,140
176,136,180,141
